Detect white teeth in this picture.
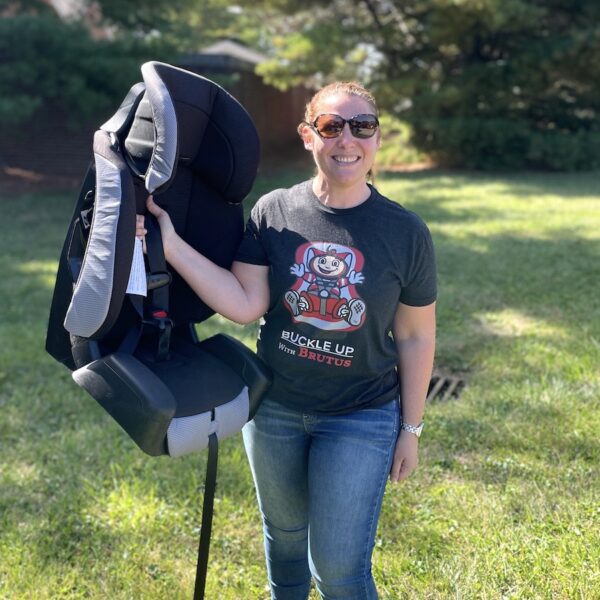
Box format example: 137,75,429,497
333,156,359,163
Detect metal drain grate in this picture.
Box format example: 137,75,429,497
427,371,466,402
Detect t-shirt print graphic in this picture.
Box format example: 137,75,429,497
284,241,367,331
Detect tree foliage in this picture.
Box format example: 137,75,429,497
0,0,260,128
244,0,600,170
2,18,173,128
3,1,597,169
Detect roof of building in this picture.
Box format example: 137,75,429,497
201,40,267,64
179,39,268,73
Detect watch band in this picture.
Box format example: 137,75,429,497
401,421,424,437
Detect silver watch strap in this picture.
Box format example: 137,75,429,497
400,421,424,437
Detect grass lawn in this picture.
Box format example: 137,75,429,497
0,169,598,599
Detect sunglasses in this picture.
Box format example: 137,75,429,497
309,113,379,139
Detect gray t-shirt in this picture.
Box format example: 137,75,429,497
235,180,437,414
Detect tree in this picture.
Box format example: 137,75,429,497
0,0,262,128
242,0,600,170
0,15,163,127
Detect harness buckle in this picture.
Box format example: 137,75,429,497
143,310,173,361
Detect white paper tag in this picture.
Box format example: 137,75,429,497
126,237,147,297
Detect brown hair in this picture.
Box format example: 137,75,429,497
298,81,379,183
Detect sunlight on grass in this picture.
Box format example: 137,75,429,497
0,460,39,483
475,308,569,339
86,481,173,534
16,259,59,288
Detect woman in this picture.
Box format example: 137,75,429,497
139,81,436,599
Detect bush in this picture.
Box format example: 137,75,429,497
399,0,600,171
376,114,426,169
528,129,600,171
410,116,600,172
0,14,172,128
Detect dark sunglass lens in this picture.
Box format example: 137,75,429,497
315,115,344,138
349,115,378,138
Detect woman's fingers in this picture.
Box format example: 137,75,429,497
390,434,419,483
135,214,147,239
146,194,161,216
144,195,176,254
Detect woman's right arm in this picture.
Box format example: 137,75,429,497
145,196,270,325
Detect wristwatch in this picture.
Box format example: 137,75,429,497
401,421,424,438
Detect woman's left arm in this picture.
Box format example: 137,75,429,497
389,301,436,483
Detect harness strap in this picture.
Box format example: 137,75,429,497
145,214,170,315
194,432,219,600
118,214,172,359
141,214,172,360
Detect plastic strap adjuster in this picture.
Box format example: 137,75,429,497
146,310,173,361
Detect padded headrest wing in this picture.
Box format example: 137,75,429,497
63,130,136,339
100,82,146,138
117,61,259,203
139,62,179,195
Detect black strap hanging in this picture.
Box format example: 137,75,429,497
193,433,219,600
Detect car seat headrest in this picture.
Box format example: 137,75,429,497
100,61,260,204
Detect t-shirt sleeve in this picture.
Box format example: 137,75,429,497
234,206,270,266
399,221,437,306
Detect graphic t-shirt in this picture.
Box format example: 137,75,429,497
235,180,437,414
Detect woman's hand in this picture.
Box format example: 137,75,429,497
145,195,178,256
136,194,269,324
135,195,178,257
389,431,419,483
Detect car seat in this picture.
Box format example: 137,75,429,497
45,61,271,599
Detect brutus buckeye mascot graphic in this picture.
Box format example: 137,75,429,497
284,241,367,331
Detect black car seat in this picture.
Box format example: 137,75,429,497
45,61,271,599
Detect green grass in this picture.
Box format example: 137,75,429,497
1,170,599,599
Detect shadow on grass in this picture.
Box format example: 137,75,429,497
2,381,257,583
425,226,600,484
433,228,600,363
379,168,600,199
377,171,600,231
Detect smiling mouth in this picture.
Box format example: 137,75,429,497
332,156,360,164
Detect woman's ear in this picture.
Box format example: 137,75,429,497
298,123,314,151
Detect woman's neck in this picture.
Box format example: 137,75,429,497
312,177,371,209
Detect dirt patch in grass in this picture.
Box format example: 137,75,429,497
0,168,79,198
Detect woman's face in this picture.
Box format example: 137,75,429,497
302,92,380,191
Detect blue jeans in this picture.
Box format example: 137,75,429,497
242,397,400,600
